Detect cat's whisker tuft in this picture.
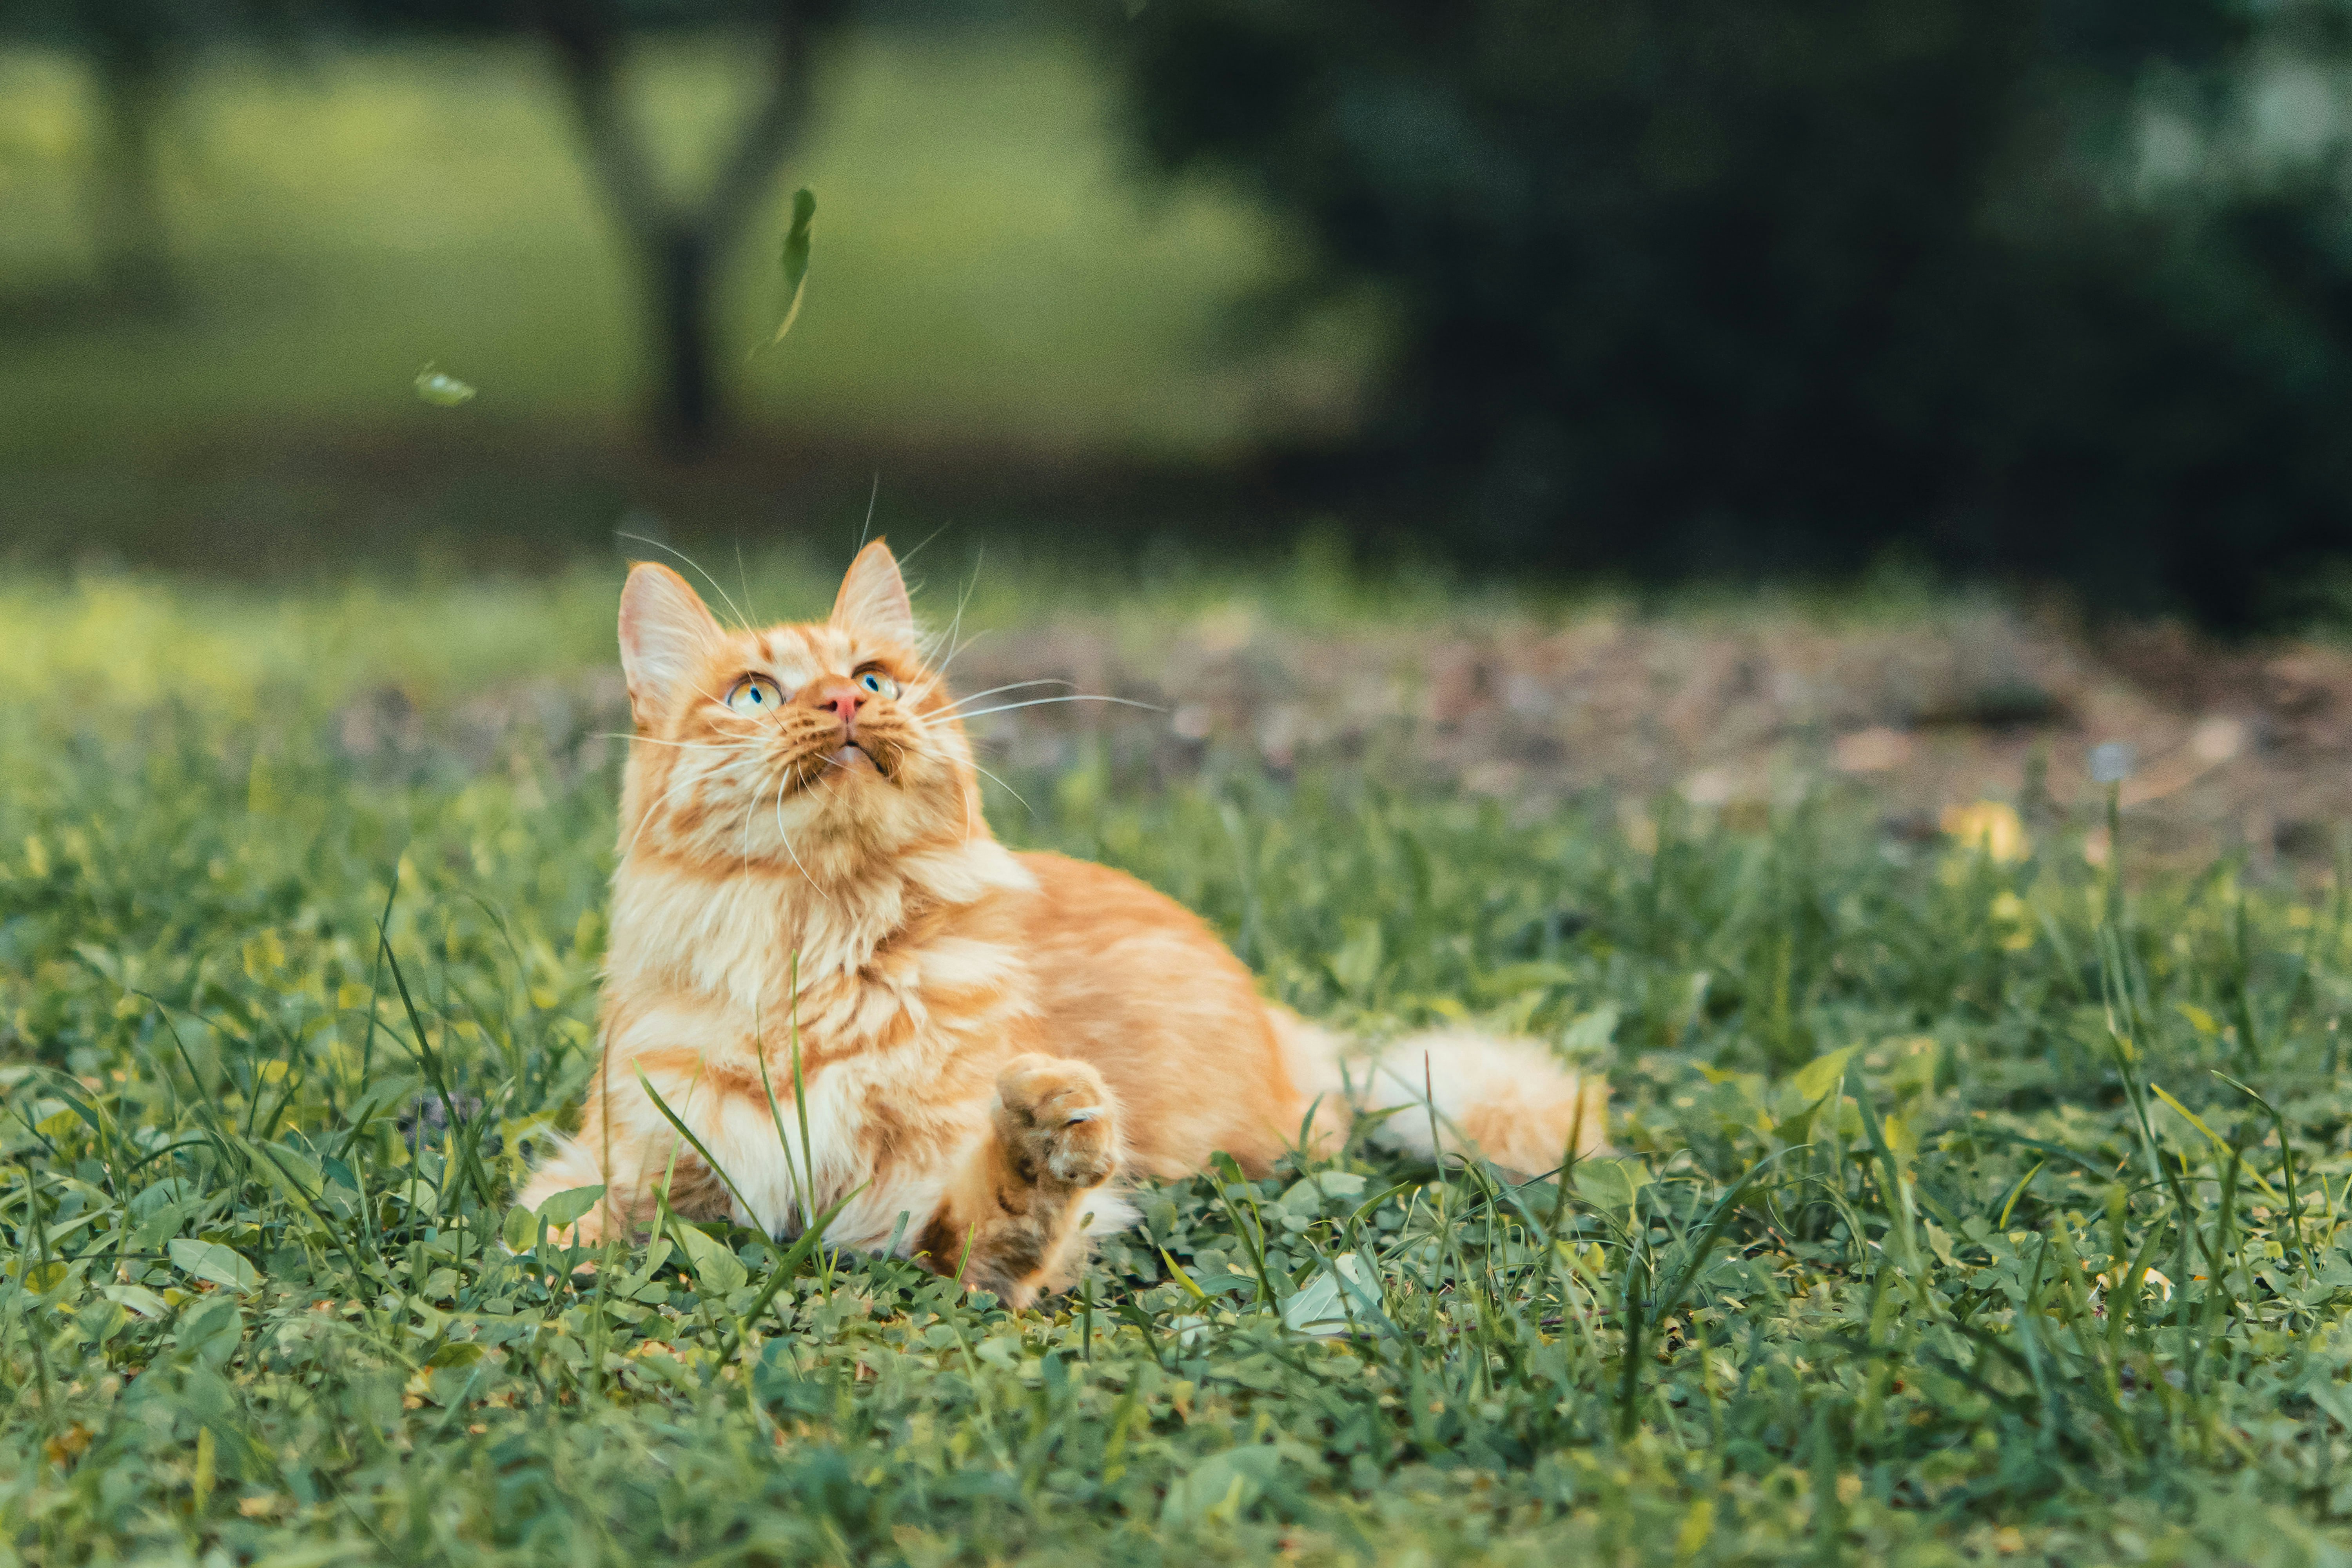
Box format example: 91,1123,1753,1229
964,760,1033,816
946,695,1166,724
599,734,735,750
935,679,1076,715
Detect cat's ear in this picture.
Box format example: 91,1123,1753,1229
619,563,722,719
831,540,915,644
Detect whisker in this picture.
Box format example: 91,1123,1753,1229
620,760,725,860
922,548,982,668
934,679,1074,714
615,530,756,632
856,472,879,554
733,537,759,626
949,695,1167,723
965,760,1034,816
739,764,768,878
775,774,835,906
593,734,737,751
895,519,954,571
930,626,991,684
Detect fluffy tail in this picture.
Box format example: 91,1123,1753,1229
1269,1006,1609,1176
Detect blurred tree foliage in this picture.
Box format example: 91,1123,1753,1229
1095,0,2352,626
8,0,305,307
9,0,845,455
356,0,851,455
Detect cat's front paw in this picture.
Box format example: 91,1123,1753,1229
995,1053,1119,1188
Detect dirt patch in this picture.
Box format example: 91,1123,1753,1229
948,605,2352,873
343,601,2352,875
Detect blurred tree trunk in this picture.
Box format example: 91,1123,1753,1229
527,0,815,457
81,8,176,310
653,230,718,452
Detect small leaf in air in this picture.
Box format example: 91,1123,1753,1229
413,364,477,407
769,188,817,346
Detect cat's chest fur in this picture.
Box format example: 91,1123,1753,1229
598,843,1040,1246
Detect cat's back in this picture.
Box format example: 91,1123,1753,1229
1013,851,1300,1176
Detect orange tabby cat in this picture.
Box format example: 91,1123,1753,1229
515,545,1608,1306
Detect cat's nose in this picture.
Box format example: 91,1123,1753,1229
808,679,866,729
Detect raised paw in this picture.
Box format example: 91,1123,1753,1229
994,1053,1120,1189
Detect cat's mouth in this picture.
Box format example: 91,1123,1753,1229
826,742,882,779
780,733,896,794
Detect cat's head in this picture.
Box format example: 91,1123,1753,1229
613,542,979,878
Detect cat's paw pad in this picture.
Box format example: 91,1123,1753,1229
995,1054,1119,1188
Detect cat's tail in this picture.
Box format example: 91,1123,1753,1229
1267,1005,1609,1176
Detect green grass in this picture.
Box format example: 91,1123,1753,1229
0,535,1483,715
0,30,1370,472
9,568,2352,1565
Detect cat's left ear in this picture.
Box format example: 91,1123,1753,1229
619,562,722,720
831,540,916,644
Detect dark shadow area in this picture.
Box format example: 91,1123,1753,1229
0,426,1287,583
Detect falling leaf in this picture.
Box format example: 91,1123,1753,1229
769,188,816,346
413,365,477,407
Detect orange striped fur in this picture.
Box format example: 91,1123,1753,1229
515,545,1608,1307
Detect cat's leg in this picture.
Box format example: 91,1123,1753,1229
914,1053,1121,1308
513,1062,731,1249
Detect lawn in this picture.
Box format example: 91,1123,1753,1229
7,562,2352,1565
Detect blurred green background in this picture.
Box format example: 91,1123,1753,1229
9,0,2352,621
0,34,1350,461
0,6,1384,579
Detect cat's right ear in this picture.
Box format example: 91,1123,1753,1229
619,563,722,721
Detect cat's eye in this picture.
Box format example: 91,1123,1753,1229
725,675,784,715
857,669,900,699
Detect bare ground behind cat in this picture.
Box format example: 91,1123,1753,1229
338,601,2352,877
